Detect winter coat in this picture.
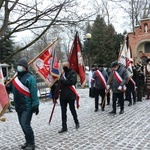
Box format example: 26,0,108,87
92,69,108,89
60,68,77,100
12,71,39,112
107,66,129,93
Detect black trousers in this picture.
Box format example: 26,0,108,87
112,92,124,113
126,87,136,103
89,87,95,98
60,99,79,129
95,88,105,110
107,91,110,104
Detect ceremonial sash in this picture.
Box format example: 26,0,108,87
114,71,126,91
130,78,136,86
68,85,80,108
62,73,80,108
12,77,31,97
95,70,107,90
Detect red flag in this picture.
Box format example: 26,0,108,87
68,32,86,87
0,65,9,117
31,39,60,87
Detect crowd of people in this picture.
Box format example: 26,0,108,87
88,58,149,115
4,57,150,150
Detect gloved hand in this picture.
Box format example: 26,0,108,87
107,85,110,90
32,107,39,115
118,86,122,90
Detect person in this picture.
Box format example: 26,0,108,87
11,58,39,150
126,59,137,106
145,58,150,100
107,61,129,115
91,64,108,112
106,68,111,105
5,78,13,112
136,64,145,102
58,61,79,133
88,65,96,98
50,79,59,103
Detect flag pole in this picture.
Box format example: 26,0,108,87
49,81,61,125
101,90,108,108
5,38,59,86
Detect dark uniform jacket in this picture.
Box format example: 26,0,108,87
92,69,108,89
107,66,129,93
60,69,77,100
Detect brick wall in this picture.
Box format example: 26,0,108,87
128,18,150,64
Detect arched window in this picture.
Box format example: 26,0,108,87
145,43,150,53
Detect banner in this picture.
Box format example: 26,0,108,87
68,32,86,87
0,65,9,117
31,39,60,87
118,36,133,77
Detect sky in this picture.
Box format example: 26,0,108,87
14,0,131,43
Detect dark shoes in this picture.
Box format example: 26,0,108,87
21,143,28,149
58,128,68,133
94,109,98,112
101,108,105,111
21,143,35,150
128,103,132,106
76,123,80,129
109,110,116,115
119,110,124,114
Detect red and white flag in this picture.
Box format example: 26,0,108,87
68,32,86,87
0,65,9,117
31,39,60,87
118,35,133,77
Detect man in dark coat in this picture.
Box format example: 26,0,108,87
126,59,137,106
107,61,129,115
58,61,79,133
91,64,108,112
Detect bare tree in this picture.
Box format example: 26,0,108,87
108,0,150,32
0,0,97,63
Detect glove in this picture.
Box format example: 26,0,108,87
118,86,122,90
32,107,39,115
107,85,110,89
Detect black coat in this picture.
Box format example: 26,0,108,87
60,68,77,100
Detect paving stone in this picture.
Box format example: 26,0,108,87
1,88,150,149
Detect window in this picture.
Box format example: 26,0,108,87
145,43,150,53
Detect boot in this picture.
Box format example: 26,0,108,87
58,128,68,133
24,144,35,150
109,110,116,115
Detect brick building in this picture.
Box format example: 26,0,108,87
128,18,150,65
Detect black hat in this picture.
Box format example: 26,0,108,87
111,61,119,68
98,64,103,67
91,65,96,68
17,58,28,69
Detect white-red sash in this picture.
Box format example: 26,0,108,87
114,71,126,91
95,70,107,90
68,85,80,108
130,78,136,86
12,77,31,97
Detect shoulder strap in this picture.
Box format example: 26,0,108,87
95,70,107,89
12,74,31,97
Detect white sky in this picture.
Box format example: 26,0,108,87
14,0,131,43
